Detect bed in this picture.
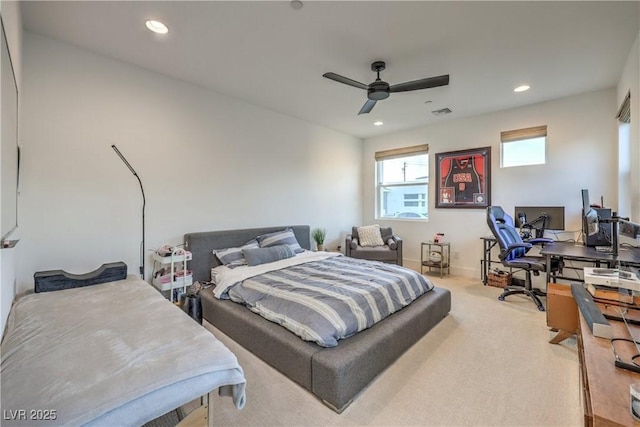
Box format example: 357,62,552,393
0,270,246,426
185,225,451,413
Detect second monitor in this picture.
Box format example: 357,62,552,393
514,206,565,238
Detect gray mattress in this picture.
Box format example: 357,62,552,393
185,225,451,412
1,276,246,426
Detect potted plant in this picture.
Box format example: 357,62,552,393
311,228,327,251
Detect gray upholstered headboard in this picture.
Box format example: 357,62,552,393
184,225,311,283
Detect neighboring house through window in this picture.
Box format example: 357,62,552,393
375,144,428,219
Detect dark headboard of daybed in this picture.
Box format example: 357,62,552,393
185,225,311,283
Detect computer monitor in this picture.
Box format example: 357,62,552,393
581,189,590,214
581,189,612,247
584,208,599,236
514,206,565,230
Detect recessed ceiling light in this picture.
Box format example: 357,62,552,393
374,121,384,126
145,20,169,34
514,85,530,93
290,0,303,10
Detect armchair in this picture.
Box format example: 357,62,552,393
346,226,403,265
486,206,559,311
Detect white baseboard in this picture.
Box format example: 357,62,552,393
404,258,478,280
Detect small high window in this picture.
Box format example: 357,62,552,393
500,125,547,168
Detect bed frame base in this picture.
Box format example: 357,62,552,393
185,226,452,412
177,392,214,427
322,398,351,414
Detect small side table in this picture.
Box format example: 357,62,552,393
421,241,451,277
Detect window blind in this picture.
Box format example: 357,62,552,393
374,144,429,161
500,125,547,143
617,91,630,123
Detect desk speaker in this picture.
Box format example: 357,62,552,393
570,283,611,339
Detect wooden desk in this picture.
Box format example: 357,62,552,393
541,242,640,284
579,310,640,426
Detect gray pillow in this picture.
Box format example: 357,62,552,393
350,238,359,250
380,227,393,242
242,245,295,266
387,238,397,250
257,227,304,253
214,239,259,268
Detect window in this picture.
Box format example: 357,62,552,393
375,144,428,219
500,125,547,168
617,91,631,216
617,90,630,124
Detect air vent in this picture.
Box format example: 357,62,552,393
431,108,453,116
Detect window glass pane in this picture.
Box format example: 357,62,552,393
379,184,427,217
379,156,428,184
501,137,545,167
377,153,428,219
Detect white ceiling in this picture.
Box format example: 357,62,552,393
21,1,640,139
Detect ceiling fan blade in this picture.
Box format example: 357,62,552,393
358,99,377,115
389,74,450,93
323,72,369,90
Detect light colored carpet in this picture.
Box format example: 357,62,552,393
149,275,582,426
196,275,581,426
143,410,179,427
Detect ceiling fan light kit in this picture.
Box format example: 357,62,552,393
323,61,450,115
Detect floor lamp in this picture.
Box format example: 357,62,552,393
112,145,146,280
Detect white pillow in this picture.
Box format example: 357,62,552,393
357,224,384,247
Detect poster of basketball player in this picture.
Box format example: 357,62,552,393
435,147,491,208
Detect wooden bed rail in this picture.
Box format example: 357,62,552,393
177,391,215,427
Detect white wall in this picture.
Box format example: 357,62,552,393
1,2,22,336
18,32,362,294
364,89,617,281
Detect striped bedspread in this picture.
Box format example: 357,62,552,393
214,253,434,347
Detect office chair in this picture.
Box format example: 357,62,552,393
487,206,558,311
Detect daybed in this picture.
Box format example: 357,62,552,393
0,268,246,426
185,225,451,412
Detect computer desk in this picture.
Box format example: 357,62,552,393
540,241,640,283
480,236,501,285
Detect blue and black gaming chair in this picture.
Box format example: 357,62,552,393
486,206,558,311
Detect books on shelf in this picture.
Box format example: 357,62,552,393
586,283,634,304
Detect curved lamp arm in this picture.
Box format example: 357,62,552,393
112,145,146,280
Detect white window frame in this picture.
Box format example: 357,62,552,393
375,145,429,221
500,125,547,168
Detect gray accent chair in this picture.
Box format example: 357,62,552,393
345,226,403,265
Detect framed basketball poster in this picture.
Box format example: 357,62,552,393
435,147,491,209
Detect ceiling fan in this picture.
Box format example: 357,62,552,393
323,61,449,115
